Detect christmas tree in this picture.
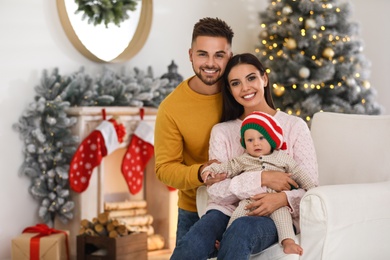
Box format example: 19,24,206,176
255,0,383,122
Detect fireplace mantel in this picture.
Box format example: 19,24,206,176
55,106,177,259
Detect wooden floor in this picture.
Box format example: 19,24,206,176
148,253,171,260
148,249,172,260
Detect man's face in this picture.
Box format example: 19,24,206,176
189,36,232,86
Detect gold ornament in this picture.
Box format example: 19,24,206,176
322,47,335,59
273,85,285,97
286,38,297,50
362,80,371,89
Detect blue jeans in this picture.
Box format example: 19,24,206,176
171,210,230,260
218,215,278,260
175,208,200,246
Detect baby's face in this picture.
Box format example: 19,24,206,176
244,129,272,157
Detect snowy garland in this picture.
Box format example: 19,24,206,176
75,0,139,27
13,65,179,226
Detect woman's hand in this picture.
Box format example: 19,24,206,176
246,192,288,216
261,171,298,192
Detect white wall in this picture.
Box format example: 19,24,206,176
1,0,389,259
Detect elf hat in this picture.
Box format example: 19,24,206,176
240,111,287,150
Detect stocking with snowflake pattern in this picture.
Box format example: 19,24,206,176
121,121,155,195
69,118,126,193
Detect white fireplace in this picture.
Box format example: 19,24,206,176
54,106,177,259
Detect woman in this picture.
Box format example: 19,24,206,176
210,53,318,258
170,53,318,259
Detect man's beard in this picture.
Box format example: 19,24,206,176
194,67,221,86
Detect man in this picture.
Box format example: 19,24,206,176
154,17,234,244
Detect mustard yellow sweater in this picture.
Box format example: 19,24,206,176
154,76,222,212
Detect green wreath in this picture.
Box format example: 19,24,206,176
75,0,139,27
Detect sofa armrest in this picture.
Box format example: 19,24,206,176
196,186,208,218
300,181,390,260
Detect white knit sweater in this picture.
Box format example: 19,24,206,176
205,111,319,232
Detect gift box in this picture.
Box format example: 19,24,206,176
77,232,147,260
11,225,69,260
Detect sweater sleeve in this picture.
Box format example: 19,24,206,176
154,105,201,190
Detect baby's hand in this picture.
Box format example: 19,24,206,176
201,171,215,182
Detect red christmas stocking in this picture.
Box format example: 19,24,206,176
69,118,126,193
121,121,154,195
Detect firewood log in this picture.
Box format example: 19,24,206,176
115,214,153,226
105,208,148,218
147,234,165,251
104,200,147,210
126,225,154,235
108,230,119,238
80,219,93,229
94,223,108,236
97,212,109,226
116,224,128,236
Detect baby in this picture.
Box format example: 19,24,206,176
202,111,316,255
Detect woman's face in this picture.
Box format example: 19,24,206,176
227,63,267,110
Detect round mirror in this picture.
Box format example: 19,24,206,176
56,0,152,63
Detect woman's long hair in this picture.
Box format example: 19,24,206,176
221,53,275,122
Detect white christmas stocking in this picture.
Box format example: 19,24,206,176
69,118,126,193
121,121,154,195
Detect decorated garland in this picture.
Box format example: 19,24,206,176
75,0,139,27
13,64,181,226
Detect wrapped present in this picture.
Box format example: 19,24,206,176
11,224,69,260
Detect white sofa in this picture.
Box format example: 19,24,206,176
197,112,390,260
